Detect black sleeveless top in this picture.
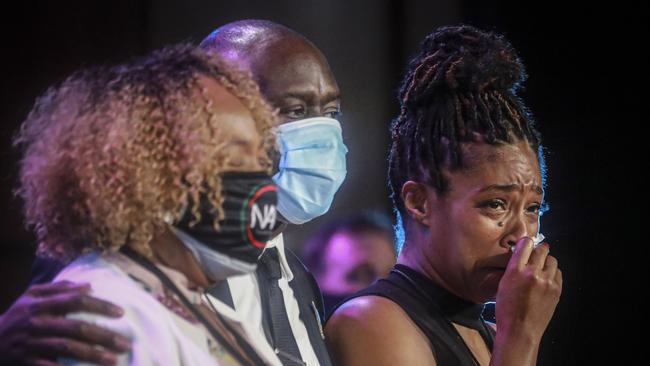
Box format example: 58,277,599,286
332,264,496,366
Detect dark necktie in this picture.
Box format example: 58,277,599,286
257,247,304,365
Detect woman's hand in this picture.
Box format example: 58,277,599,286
491,237,562,366
0,281,130,366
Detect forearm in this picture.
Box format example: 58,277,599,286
489,330,540,366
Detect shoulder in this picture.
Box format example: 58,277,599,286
55,254,177,337
284,247,309,273
55,253,133,295
325,295,421,340
56,254,148,304
283,247,319,297
55,254,195,363
325,295,436,365
282,247,326,319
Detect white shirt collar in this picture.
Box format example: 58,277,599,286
263,233,294,282
203,293,283,366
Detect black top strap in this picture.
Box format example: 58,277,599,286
331,264,496,366
393,265,495,350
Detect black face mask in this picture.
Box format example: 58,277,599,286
174,171,278,266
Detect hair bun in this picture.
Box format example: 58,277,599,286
410,25,527,95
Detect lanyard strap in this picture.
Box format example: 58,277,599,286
120,246,264,366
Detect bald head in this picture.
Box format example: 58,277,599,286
200,20,303,64
200,20,341,123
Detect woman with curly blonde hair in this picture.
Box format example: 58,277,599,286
15,44,285,365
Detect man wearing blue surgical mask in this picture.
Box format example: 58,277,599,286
204,20,346,228
1,19,344,366
199,20,346,366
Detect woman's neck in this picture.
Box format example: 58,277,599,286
397,240,465,301
148,226,214,289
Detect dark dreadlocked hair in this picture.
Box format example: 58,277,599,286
388,25,545,248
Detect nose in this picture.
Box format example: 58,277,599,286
305,108,324,119
500,212,536,249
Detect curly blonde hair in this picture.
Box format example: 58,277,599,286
15,44,278,261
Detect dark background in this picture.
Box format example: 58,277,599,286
0,1,644,364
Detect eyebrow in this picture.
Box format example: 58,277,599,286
479,184,543,195
282,90,341,104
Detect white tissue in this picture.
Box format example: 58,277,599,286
510,233,546,252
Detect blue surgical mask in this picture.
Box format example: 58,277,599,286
273,117,348,224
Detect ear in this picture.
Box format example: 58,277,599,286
401,181,431,227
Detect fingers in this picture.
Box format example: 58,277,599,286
528,243,550,270
28,281,90,297
32,293,123,318
555,268,563,291
529,244,561,284
25,337,119,366
29,316,131,353
509,236,534,270
543,254,558,278
22,359,63,366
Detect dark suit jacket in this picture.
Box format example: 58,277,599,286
30,256,66,286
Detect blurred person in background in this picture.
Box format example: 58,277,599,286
302,212,396,317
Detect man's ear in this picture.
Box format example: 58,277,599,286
401,181,431,227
